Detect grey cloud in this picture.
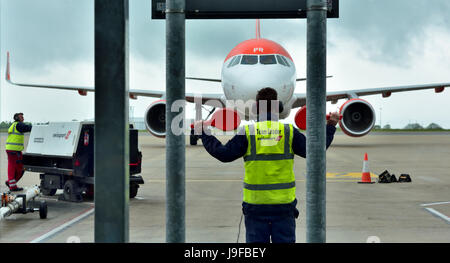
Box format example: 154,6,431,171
129,2,247,63
330,0,450,67
185,19,307,62
5,0,450,71
130,1,251,63
129,0,165,61
3,0,94,70
186,20,250,61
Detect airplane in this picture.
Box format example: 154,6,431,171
5,20,450,145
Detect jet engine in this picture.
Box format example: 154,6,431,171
145,100,166,138
339,98,376,137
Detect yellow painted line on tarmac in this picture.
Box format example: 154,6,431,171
326,172,377,179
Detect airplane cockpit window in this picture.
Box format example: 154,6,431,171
260,55,277,65
227,56,238,68
280,56,291,67
276,55,287,66
227,56,242,68
231,55,241,67
241,55,258,65
227,56,237,68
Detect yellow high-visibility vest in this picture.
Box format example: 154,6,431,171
6,122,24,151
243,121,295,205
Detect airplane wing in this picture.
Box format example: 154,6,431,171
291,83,450,108
186,77,221,82
296,75,333,82
187,76,333,82
5,52,224,106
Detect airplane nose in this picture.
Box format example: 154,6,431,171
228,67,293,101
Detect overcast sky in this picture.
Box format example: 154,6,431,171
1,0,450,129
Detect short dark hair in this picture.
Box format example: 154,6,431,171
13,112,23,121
256,87,278,112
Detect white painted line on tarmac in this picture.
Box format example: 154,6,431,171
37,196,60,202
424,208,450,224
29,206,95,243
421,201,450,207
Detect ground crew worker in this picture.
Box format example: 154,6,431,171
195,88,339,243
5,113,32,191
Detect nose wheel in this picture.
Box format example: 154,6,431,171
190,128,199,145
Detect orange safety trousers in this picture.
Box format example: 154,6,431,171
6,150,24,190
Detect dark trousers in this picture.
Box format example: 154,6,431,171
245,214,296,243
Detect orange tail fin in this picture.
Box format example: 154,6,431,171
5,52,11,82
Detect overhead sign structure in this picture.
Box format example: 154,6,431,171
152,0,339,19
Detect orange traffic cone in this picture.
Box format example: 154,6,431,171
358,153,375,184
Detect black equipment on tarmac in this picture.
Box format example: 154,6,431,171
398,174,412,183
378,170,393,183
378,170,411,183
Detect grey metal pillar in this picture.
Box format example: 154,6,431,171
94,0,130,243
165,0,186,243
0,2,2,185
306,0,327,243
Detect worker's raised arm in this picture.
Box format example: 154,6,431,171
200,126,248,163
15,122,32,133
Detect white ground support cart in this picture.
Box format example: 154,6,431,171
22,121,144,202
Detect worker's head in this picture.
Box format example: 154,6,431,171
255,87,283,119
13,113,24,122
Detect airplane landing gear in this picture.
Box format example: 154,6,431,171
190,128,199,145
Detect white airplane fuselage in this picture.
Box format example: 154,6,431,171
220,38,296,119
